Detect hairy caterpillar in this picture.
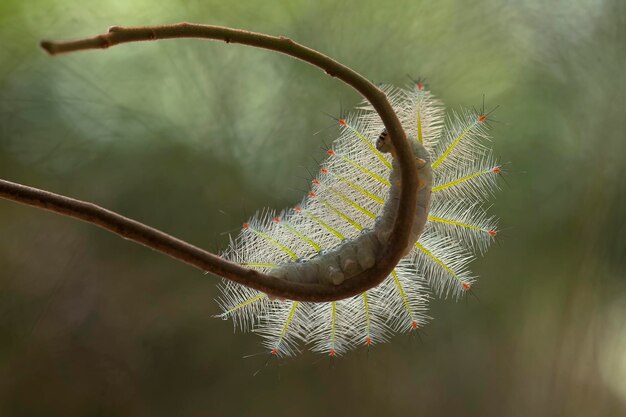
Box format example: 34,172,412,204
218,83,501,357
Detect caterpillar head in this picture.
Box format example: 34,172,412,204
375,129,394,154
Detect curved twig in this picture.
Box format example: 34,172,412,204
0,23,419,302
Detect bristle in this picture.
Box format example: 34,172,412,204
427,200,498,254
256,301,310,357
431,152,500,203
412,231,476,299
309,300,354,356
381,266,430,333
215,281,268,332
431,109,491,171
358,84,445,150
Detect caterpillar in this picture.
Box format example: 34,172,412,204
218,82,501,357
267,128,432,286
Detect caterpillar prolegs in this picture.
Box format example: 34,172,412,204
218,83,501,357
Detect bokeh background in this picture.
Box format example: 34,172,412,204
1,0,625,416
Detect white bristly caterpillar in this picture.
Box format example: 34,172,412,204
218,83,501,357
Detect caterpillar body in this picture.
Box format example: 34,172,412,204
218,83,500,357
267,129,432,285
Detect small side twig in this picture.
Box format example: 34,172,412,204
0,23,419,302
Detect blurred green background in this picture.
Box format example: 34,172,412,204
1,0,625,416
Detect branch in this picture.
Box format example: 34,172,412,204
1,23,419,302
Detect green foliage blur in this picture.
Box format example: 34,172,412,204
1,0,625,416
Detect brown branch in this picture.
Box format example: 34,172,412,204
0,23,419,302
